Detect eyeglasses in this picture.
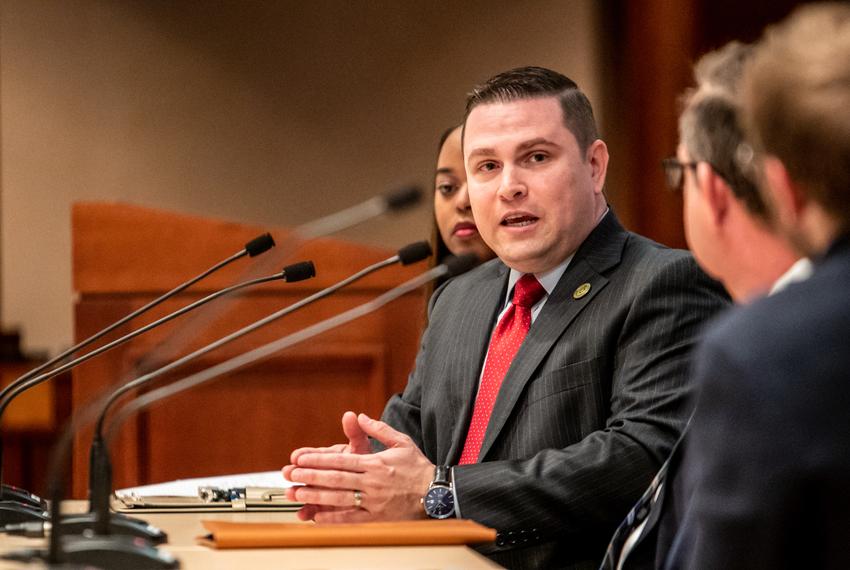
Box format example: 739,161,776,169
661,157,698,192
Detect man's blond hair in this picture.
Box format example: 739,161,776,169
742,2,850,228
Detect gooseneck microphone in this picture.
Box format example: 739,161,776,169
0,252,473,569
1,241,430,555
293,186,422,240
4,242,442,568
0,188,424,566
110,252,477,430
0,259,316,427
123,185,424,422
76,242,429,543
6,232,274,389
0,185,421,527
0,261,314,540
0,233,275,519
111,253,477,430
86,240,433,534
94,240,433,456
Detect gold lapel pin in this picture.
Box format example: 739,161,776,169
573,283,591,299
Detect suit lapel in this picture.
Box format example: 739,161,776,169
445,262,509,463
476,211,630,461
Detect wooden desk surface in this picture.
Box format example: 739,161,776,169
0,501,504,569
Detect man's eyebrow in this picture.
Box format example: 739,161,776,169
517,137,559,151
466,147,496,159
435,167,455,175
466,139,559,160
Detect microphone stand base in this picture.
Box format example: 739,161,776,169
0,508,168,544
1,534,180,569
1,483,49,510
0,500,50,525
63,512,168,544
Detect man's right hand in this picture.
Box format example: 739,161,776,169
283,411,372,481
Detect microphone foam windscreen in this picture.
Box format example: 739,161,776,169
283,261,316,282
444,253,479,277
384,186,423,212
245,233,276,257
397,241,433,265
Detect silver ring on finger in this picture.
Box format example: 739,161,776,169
353,490,363,509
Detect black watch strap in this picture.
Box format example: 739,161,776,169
433,465,450,486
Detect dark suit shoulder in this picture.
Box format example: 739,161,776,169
428,257,506,309
698,250,850,400
620,232,700,272
611,233,728,306
674,248,850,570
441,256,505,290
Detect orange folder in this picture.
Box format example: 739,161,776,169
198,519,497,549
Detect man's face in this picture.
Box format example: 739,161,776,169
679,143,720,279
463,97,608,274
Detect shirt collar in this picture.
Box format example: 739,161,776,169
504,255,573,307
502,206,609,305
768,257,813,296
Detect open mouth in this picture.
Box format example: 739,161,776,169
500,213,539,227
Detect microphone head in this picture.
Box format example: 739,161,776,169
282,261,316,283
245,233,276,257
397,241,433,265
444,253,479,277
383,186,423,212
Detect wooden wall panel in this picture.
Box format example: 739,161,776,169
71,203,426,498
599,0,811,248
0,361,71,496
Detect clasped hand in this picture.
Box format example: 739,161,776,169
282,411,435,522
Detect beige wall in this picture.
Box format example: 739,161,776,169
0,0,601,356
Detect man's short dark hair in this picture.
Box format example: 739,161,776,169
463,66,599,155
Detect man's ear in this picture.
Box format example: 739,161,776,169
762,156,805,227
586,140,609,194
698,163,730,228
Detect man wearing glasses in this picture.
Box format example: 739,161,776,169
669,4,850,567
665,43,811,303
601,40,811,569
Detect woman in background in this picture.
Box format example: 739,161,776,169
431,125,495,266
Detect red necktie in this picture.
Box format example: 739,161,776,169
458,274,546,465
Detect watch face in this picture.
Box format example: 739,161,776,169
424,485,455,519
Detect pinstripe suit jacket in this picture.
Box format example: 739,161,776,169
381,212,729,569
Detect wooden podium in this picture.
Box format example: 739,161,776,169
70,202,426,498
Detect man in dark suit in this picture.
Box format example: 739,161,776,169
283,67,728,569
601,41,812,570
664,4,850,568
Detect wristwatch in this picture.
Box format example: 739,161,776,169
422,465,455,519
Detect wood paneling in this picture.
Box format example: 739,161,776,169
599,0,813,248
0,360,71,496
71,202,426,498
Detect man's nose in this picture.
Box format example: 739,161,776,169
497,165,528,200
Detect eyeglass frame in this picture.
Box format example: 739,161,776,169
661,157,699,192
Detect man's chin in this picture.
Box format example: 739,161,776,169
496,249,552,274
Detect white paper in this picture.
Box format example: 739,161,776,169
115,470,297,498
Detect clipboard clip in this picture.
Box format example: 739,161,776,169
198,486,245,503
198,486,294,506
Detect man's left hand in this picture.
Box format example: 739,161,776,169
284,413,435,523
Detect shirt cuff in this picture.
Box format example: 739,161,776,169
450,466,462,518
